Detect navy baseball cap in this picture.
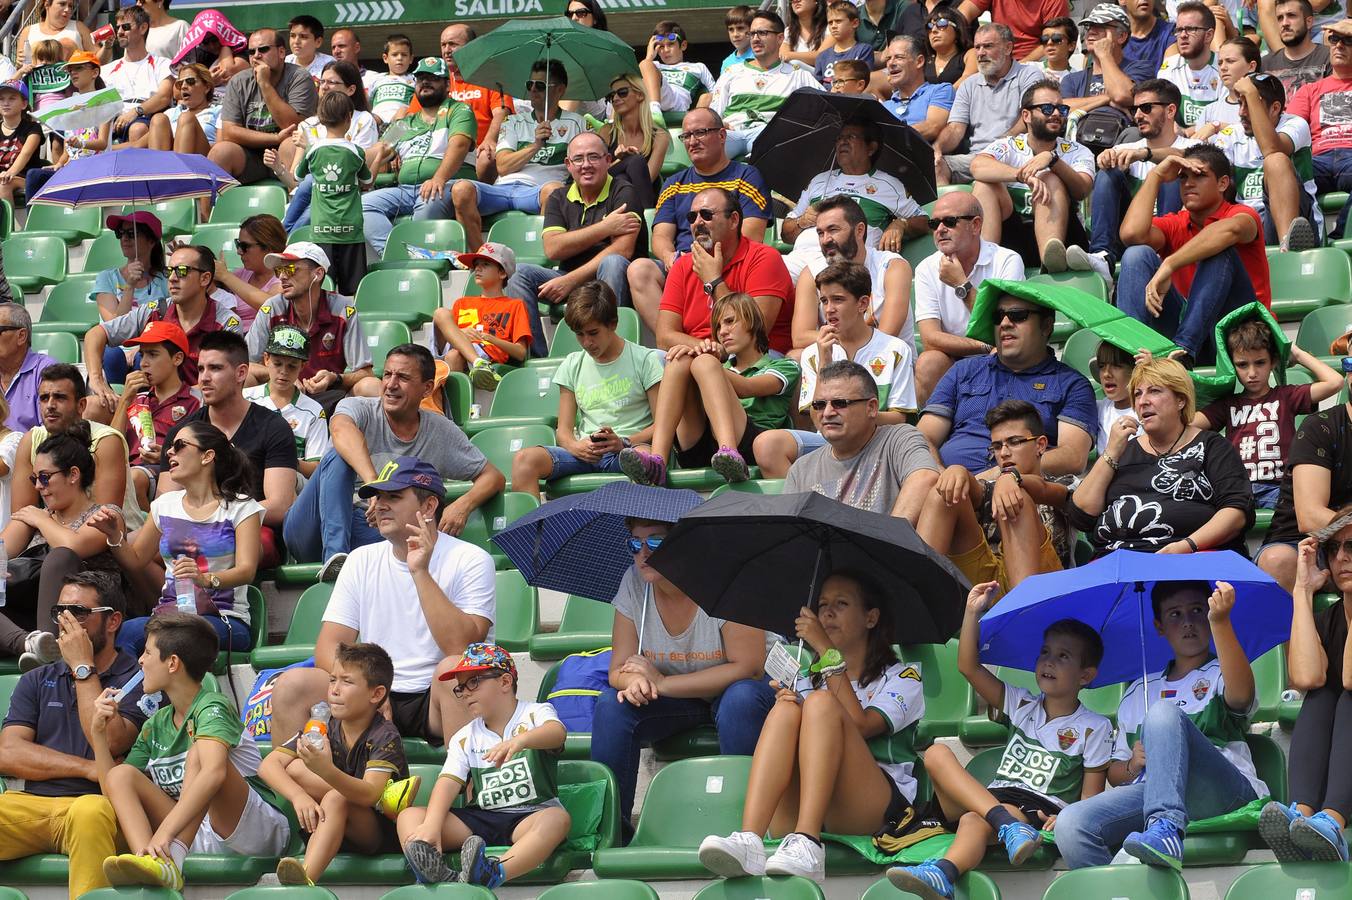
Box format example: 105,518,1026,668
357,456,444,499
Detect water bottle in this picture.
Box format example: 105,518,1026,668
0,538,7,608
174,556,196,614
303,702,331,751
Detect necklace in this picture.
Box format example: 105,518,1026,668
1147,426,1188,458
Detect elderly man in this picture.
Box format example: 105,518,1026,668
791,195,914,351
507,132,644,357
919,291,1095,475
934,23,1044,185
882,34,953,141
971,79,1094,271
781,119,927,280
441,24,513,181
912,193,1024,404
1157,2,1223,128
104,4,174,145
0,573,150,900
1289,18,1352,240
1061,4,1154,114
282,343,504,573
0,304,56,432
629,107,771,332
657,187,795,355
710,9,820,158
782,359,938,518
209,28,317,185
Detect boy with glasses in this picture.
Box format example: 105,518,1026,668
641,20,715,114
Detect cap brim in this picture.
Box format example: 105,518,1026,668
437,664,510,681
264,347,309,360
263,253,298,269
124,334,188,354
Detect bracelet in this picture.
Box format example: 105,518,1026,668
105,529,124,549
818,662,848,678
1102,454,1119,471
1000,466,1023,487
1184,536,1198,552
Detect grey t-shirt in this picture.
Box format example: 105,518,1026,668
948,61,1044,153
612,566,729,681
784,424,939,514
220,62,318,134
333,397,488,482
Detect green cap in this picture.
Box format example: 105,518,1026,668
265,324,311,360
413,56,448,78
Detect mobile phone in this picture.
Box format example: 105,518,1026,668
589,433,605,443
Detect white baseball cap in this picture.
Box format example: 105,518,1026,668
264,241,331,271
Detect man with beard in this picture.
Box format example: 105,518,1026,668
970,80,1095,271
912,192,1024,406
934,23,1044,185
1258,0,1331,98
656,187,795,354
360,58,475,256
780,119,926,281
882,34,953,141
790,195,914,354
1289,19,1352,239
1157,3,1224,128
1070,78,1196,284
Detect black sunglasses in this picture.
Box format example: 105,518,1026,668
115,228,142,240
52,604,114,623
169,438,202,454
115,22,134,31
605,86,634,103
525,79,560,92
1132,101,1167,115
1025,102,1070,117
29,469,67,487
928,214,977,230
1039,33,1068,44
996,307,1043,324
927,18,954,30
1328,32,1352,46
566,6,593,17
234,239,258,252
686,208,731,224
809,397,871,411
249,44,277,55
1323,538,1352,560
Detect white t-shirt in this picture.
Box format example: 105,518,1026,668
979,134,1095,217
286,52,337,79
300,110,379,150
1096,396,1140,454
495,111,588,189
368,72,415,124
914,240,1025,338
1157,55,1222,127
655,60,716,112
149,492,266,625
1195,96,1241,130
323,534,496,693
0,430,21,531
799,327,917,414
1112,134,1199,187
1209,113,1322,232
987,684,1114,808
104,53,172,111
805,247,913,348
243,384,330,461
710,60,820,132
440,699,564,811
145,19,188,61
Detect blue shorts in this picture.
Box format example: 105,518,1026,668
788,429,827,455
449,805,551,846
461,180,544,216
544,445,623,480
1252,481,1281,509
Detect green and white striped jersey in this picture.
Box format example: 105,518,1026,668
1208,114,1322,233
1158,55,1223,127
979,135,1095,217
710,60,820,132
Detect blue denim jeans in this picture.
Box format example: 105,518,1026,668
281,449,383,562
590,677,775,824
1117,244,1257,360
1312,149,1352,239
1053,702,1259,868
1088,168,1182,266
283,175,314,232
506,256,632,357
723,125,765,160
361,184,456,256
116,612,251,655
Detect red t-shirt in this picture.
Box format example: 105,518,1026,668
659,239,795,352
1288,75,1352,156
449,295,532,365
1151,202,1271,307
968,0,1070,60
1199,383,1315,485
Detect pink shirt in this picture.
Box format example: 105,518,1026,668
227,267,278,330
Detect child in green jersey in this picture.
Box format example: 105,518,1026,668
91,613,290,890
297,90,373,296
887,581,1111,900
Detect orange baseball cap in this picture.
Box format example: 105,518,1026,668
66,51,101,68
124,320,190,356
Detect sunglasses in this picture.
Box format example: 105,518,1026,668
678,126,721,143
626,535,664,554
1132,101,1167,115
566,6,593,17
169,438,201,454
605,86,634,102
273,263,299,277
168,264,206,277
996,307,1042,324
249,44,277,55
115,228,141,240
686,208,728,224
451,671,502,697
29,469,66,486
1329,32,1352,47
1039,33,1068,44
927,18,954,30
1025,102,1070,117
525,79,560,92
1323,539,1352,560
234,239,258,252
809,397,871,411
52,604,114,623
653,33,681,42
115,22,134,31
928,214,977,230
987,435,1038,456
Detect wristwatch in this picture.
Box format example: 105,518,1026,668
73,664,94,681
954,281,973,300
810,648,843,674
208,574,222,589
703,277,724,297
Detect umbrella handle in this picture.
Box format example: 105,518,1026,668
637,579,649,656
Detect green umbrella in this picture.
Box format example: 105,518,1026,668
451,16,639,103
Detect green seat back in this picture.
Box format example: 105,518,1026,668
1251,647,1286,724
79,889,184,900
37,276,100,325
860,871,1001,900
486,215,547,263
492,568,540,651
1042,865,1189,900
82,229,129,273
1223,861,1352,900
709,478,785,499
1029,271,1109,303
4,234,68,289
355,269,441,327
287,225,315,244
627,756,751,848
1246,732,1288,804
364,321,414,376
190,223,242,261
460,490,539,570
692,876,826,900
382,219,467,260
24,203,103,241
529,594,615,660
122,198,197,239
31,332,79,364
0,888,28,900
286,583,335,645
0,673,19,720
548,307,641,359
444,370,472,425
1267,247,1352,302
379,886,497,900
470,424,556,489
209,184,287,224
1060,328,1103,381
660,128,692,177
224,886,339,900
1295,305,1352,357
488,367,560,425
900,232,936,270
900,640,973,744
537,881,660,900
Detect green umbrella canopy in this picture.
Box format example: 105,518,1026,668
452,17,640,103
967,278,1178,357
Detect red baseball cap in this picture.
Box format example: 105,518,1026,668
124,320,190,356
106,210,163,240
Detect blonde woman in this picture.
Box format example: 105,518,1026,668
594,72,669,205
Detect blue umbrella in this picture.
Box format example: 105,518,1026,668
489,481,703,603
977,549,1291,688
30,148,238,207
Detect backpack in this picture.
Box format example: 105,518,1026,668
546,648,612,734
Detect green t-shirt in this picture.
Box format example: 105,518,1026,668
385,100,477,186
553,340,664,440
297,139,372,244
731,353,799,431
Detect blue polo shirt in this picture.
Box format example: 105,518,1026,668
3,651,151,797
1123,18,1175,73
924,353,1098,472
885,81,955,127
654,160,771,255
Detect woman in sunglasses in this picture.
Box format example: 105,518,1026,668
591,517,775,832
557,0,612,121
88,420,262,657
0,423,126,669
593,73,670,205
210,213,285,330
924,5,975,87
143,62,219,156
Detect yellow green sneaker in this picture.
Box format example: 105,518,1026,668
103,852,184,891
377,773,422,818
276,856,315,886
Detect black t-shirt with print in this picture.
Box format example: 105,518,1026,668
1266,406,1352,545
0,118,43,172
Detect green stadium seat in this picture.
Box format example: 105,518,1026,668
959,669,1122,746
251,582,333,669
225,887,339,900
190,223,242,261
860,871,1001,900
1042,866,1188,900
462,366,560,436
30,275,99,335
1060,328,1101,381
1030,271,1110,303
81,228,129,272
213,586,265,674
287,225,314,245
273,561,322,587
356,269,442,329
547,473,628,496
486,215,548,268
1247,731,1288,804
1251,647,1286,725
31,331,79,364
443,370,472,426
364,321,414,376
491,568,540,651
380,886,496,900
537,880,660,900
470,423,556,491
79,890,184,900
0,888,28,900
709,478,786,499
651,724,720,761
1321,192,1349,213
209,184,287,224
691,876,826,900
122,198,197,239
529,307,642,368
903,640,974,746
661,128,692,177
1224,861,1352,900
370,219,467,277
23,203,103,243
1267,248,1351,322
900,232,936,270
529,594,615,660
0,673,19,717
1295,304,1352,357
0,199,13,240
5,234,67,292
460,490,539,570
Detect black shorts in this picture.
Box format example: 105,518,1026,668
340,810,401,854
924,785,1061,830
882,774,914,826
319,241,368,296
112,114,153,143
389,690,438,744
1001,209,1090,272
674,419,767,469
450,804,550,846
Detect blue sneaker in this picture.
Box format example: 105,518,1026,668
1291,811,1350,861
886,860,955,900
458,834,506,888
1258,801,1309,862
998,821,1043,866
1122,817,1184,870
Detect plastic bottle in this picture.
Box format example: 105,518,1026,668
0,538,7,608
174,556,196,613
303,702,331,751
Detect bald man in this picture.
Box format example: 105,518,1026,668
441,23,513,180
911,193,1025,405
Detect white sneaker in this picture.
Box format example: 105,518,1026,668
1065,245,1114,286
764,832,826,881
1041,238,1068,273
19,630,59,672
699,831,767,877
318,552,348,583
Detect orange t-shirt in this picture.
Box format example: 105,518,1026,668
408,78,514,144
450,295,532,364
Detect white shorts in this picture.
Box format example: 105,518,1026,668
189,786,290,856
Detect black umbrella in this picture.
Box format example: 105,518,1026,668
646,491,969,644
748,87,937,207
